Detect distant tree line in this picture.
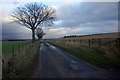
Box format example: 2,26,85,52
63,35,77,38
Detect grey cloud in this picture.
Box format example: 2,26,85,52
2,23,32,40
57,2,118,28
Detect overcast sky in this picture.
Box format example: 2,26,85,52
1,0,119,40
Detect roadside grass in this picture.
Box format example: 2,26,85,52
0,42,2,56
48,42,120,67
2,41,31,59
3,41,40,78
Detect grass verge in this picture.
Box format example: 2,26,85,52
48,42,120,67
3,41,40,78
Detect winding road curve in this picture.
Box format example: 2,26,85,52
29,41,108,78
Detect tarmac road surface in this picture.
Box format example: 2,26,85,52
28,41,110,78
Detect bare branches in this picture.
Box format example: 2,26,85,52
11,2,56,42
12,3,56,28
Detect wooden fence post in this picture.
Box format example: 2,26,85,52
91,39,93,47
98,39,101,47
118,38,120,51
12,45,14,61
24,42,26,52
89,39,91,47
80,40,82,46
116,39,118,50
74,39,75,47
19,44,20,52
69,39,70,42
79,39,80,47
25,41,26,46
109,39,111,47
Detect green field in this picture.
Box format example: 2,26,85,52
3,41,40,78
2,41,31,59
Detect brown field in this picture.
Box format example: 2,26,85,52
64,32,119,40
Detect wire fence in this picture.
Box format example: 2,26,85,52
2,40,40,77
2,41,31,59
45,38,120,51
2,41,31,69
2,41,39,71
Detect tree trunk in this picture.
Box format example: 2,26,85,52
32,29,35,43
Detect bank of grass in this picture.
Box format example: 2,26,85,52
48,42,120,66
2,41,32,59
3,41,40,78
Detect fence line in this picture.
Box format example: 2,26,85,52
2,40,40,76
2,41,32,69
45,38,120,51
2,41,39,75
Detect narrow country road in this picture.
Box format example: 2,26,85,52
28,41,107,78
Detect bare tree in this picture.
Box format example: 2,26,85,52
11,3,56,42
36,28,45,40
